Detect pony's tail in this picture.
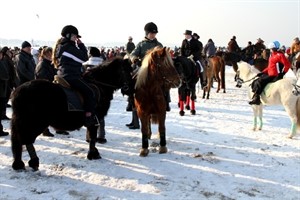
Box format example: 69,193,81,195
296,98,300,128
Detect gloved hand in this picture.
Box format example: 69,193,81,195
133,59,141,67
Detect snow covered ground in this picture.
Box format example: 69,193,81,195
0,66,299,200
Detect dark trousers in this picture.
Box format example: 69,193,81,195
0,97,5,132
252,74,281,94
66,78,96,113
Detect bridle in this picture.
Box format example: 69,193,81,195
292,83,300,95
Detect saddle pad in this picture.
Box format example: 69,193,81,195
262,83,274,98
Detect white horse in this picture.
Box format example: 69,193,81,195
236,61,300,139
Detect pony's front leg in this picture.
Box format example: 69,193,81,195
158,114,167,154
252,105,263,130
140,117,150,157
26,144,39,171
86,126,101,160
288,122,297,139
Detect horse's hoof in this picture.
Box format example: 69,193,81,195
97,138,107,144
28,157,39,171
139,148,149,157
159,146,168,154
287,133,294,139
190,110,196,115
179,110,185,116
87,149,102,160
12,160,25,170
185,105,190,110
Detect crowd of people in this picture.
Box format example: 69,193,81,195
0,23,299,137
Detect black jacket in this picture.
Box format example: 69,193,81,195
56,38,88,80
35,58,57,82
15,50,36,85
180,38,201,61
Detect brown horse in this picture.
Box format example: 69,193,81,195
203,56,225,99
134,46,181,157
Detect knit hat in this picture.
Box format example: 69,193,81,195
21,41,31,49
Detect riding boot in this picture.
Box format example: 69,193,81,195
126,97,133,111
128,110,140,129
165,90,171,111
249,94,261,105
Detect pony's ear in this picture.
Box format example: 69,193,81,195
162,46,167,56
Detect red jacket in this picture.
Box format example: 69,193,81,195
262,51,291,76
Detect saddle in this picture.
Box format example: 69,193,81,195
53,75,99,112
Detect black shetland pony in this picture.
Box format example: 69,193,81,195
173,56,199,116
11,57,133,170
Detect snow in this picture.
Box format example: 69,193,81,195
0,67,299,200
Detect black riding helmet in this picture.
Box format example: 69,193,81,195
144,22,158,34
61,25,81,38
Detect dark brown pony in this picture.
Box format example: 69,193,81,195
134,47,181,157
10,57,133,170
202,56,225,99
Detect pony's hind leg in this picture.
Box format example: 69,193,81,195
11,136,25,170
26,144,39,171
158,115,167,154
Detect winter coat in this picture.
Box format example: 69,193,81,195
35,58,57,82
15,50,36,85
2,56,17,89
56,38,88,80
203,41,216,58
0,60,9,97
130,37,163,62
180,38,201,61
227,39,240,53
262,51,291,77
126,42,136,54
82,57,103,67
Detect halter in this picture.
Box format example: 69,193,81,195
292,84,300,95
156,59,181,88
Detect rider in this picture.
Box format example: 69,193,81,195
53,25,98,127
180,30,203,84
249,41,291,105
227,36,240,54
290,37,300,71
126,22,164,129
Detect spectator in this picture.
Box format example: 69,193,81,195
14,41,36,86
0,47,17,120
83,47,104,70
0,49,9,136
125,36,135,56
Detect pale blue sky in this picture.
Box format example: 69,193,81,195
1,0,299,48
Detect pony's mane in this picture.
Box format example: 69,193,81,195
135,46,172,89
